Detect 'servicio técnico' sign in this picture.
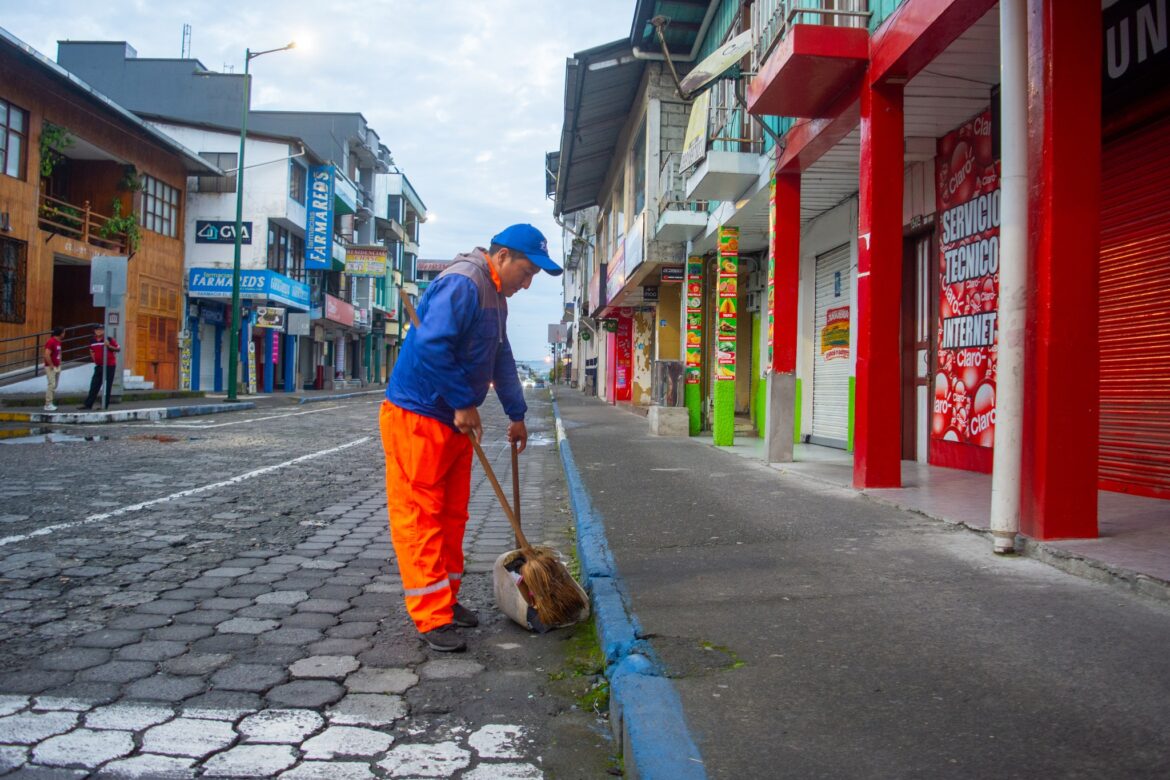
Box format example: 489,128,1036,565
195,221,252,244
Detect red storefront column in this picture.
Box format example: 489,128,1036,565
772,170,801,374
765,169,802,462
1021,0,1101,539
854,77,904,489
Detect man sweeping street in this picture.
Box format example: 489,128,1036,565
381,224,562,651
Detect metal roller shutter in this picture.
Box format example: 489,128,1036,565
811,244,852,448
1099,115,1170,498
199,323,216,391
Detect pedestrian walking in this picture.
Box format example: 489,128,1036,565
80,325,119,410
380,224,562,652
43,326,63,411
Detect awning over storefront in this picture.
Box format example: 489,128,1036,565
187,267,311,311
553,40,646,216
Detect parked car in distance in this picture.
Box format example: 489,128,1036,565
522,378,536,388
534,379,546,389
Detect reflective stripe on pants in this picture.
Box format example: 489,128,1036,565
380,400,471,633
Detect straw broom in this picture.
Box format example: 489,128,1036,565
400,291,587,627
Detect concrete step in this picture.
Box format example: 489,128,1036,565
122,371,154,390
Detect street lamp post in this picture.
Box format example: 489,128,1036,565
227,42,295,401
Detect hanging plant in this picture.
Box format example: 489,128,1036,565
98,198,143,252
118,164,144,192
39,122,73,179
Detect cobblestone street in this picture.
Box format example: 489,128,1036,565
0,391,612,778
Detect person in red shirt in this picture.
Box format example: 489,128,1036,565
43,326,63,411
80,325,119,410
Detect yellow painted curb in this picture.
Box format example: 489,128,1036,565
0,413,32,422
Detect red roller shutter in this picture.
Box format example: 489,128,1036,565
1099,114,1170,499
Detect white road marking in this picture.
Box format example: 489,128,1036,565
152,405,345,428
0,437,372,548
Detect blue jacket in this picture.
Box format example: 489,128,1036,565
387,249,527,428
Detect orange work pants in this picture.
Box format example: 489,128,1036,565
380,400,472,632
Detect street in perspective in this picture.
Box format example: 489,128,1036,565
0,393,615,778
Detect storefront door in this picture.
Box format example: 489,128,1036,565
811,244,852,448
903,231,934,462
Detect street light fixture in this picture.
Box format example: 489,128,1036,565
227,41,295,401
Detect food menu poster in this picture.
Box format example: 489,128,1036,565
820,306,850,360
717,227,739,382
685,258,703,385
933,106,1000,448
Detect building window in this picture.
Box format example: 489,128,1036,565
0,99,29,180
140,174,180,237
195,152,237,192
0,238,27,323
267,221,306,281
290,160,307,204
632,122,646,215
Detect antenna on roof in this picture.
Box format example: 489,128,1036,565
181,23,192,59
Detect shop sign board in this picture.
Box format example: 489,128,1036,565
305,165,335,270
324,293,355,327
605,241,626,302
680,91,711,173
187,268,310,311
255,306,286,330
195,220,252,244
933,106,1000,449
660,265,685,283
345,245,388,277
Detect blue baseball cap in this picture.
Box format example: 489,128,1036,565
490,224,563,277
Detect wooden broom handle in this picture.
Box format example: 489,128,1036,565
470,436,532,552
401,288,532,553
511,441,522,549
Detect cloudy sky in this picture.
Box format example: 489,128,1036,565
1,0,632,361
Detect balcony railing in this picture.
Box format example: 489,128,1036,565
657,153,709,217
37,193,129,253
751,0,871,71
708,81,765,155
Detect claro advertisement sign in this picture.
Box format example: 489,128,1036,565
933,107,1000,449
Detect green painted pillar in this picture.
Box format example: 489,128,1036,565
713,227,739,446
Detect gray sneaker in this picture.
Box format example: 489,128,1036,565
421,623,466,652
452,602,479,628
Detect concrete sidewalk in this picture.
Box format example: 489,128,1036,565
554,391,1170,779
0,388,386,425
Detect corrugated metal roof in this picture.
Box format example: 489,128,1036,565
553,40,645,216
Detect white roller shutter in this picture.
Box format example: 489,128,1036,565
199,322,216,392
812,244,852,448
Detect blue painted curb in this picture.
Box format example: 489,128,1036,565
164,402,255,419
552,396,707,780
